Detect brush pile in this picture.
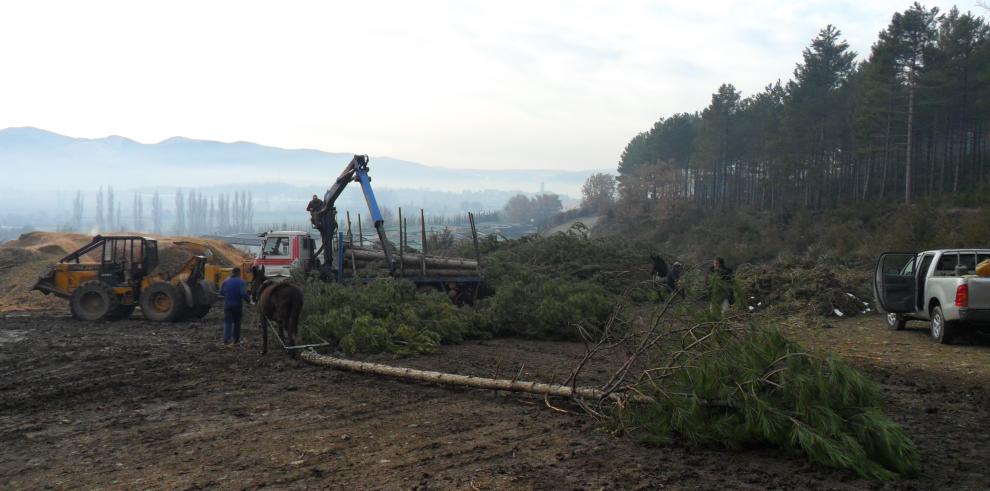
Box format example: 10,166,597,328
483,223,651,294
299,279,488,355
736,260,872,317
614,323,919,480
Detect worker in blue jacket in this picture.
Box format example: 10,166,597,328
220,267,251,346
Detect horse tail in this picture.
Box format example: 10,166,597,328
289,286,304,339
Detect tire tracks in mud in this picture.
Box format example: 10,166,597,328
3,312,990,489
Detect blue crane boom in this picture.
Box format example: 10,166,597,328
316,154,395,278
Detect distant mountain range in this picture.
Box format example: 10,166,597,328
0,127,603,195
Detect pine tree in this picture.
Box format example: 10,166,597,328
880,3,940,203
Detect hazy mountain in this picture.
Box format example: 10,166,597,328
0,127,602,194
0,127,601,227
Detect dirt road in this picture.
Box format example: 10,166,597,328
1,311,989,489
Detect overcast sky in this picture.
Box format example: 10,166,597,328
0,1,979,171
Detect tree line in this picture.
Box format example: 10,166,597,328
67,188,254,235
502,193,563,228
617,4,990,210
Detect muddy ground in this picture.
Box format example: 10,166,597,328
1,310,989,490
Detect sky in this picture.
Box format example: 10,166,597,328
0,0,981,171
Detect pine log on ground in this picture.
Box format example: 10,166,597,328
298,350,625,402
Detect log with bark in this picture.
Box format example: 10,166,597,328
349,248,478,269
298,350,631,402
342,266,482,278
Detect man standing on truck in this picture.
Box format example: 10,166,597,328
306,194,324,227
220,267,251,347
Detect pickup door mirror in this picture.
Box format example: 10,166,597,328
874,252,918,314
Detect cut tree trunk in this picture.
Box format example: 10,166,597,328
298,350,638,402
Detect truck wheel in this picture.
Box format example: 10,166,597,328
70,281,118,322
886,313,906,331
930,305,954,344
140,283,186,322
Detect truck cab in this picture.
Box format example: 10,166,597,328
253,231,318,277
874,249,990,343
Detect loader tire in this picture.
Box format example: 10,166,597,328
70,281,118,322
140,283,187,322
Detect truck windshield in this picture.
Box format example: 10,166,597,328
263,237,289,256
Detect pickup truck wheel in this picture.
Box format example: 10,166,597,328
886,313,906,331
930,305,954,344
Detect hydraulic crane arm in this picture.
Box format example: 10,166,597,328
316,155,395,278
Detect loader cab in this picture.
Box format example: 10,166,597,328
55,235,158,287
98,237,159,285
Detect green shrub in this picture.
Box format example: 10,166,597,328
483,272,618,340
479,228,632,339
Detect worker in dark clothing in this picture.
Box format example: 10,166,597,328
306,194,324,227
650,251,669,283
708,257,735,313
709,257,734,281
220,267,251,346
665,261,685,298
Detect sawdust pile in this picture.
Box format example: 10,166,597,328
0,231,252,312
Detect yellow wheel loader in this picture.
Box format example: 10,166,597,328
32,235,251,322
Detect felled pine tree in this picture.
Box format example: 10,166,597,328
618,326,919,480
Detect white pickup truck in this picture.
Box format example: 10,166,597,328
874,249,990,343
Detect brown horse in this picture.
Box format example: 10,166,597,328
252,268,304,355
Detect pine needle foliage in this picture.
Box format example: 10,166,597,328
482,224,652,295
482,271,618,340
299,278,488,355
617,325,919,480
